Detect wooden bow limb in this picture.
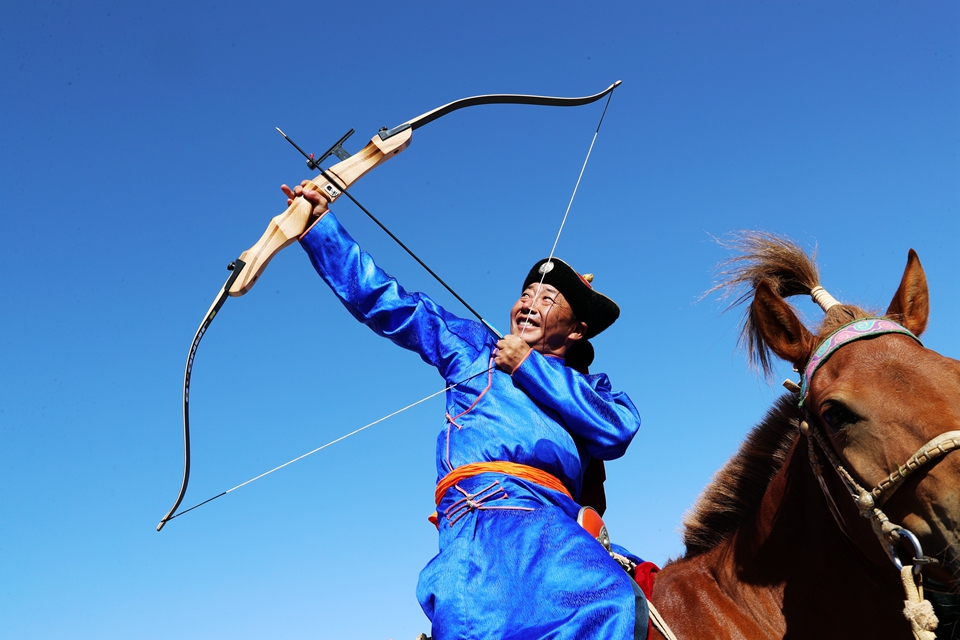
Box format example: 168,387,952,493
154,128,411,532
227,127,413,296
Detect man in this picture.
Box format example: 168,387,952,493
283,182,646,639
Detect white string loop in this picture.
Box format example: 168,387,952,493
810,285,841,312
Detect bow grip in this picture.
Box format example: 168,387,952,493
227,128,413,296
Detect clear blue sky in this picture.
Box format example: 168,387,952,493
2,1,958,638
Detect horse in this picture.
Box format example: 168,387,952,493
647,233,960,640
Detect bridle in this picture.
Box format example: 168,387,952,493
793,317,960,639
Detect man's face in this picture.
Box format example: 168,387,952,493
509,283,585,356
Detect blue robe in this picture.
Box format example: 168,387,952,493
301,213,645,639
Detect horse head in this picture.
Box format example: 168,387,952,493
743,238,960,591
649,235,960,639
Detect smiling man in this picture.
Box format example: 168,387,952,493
284,182,645,640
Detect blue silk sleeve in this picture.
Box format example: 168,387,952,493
299,213,488,377
511,350,640,460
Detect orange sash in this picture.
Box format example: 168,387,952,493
434,461,573,505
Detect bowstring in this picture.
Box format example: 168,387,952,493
546,87,615,267
162,366,494,522
521,88,616,335
168,87,618,524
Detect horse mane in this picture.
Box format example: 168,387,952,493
709,231,874,376
682,395,801,556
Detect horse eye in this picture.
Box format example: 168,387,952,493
821,403,858,430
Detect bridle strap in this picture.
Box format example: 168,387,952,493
802,421,947,639
800,420,858,545
797,317,950,639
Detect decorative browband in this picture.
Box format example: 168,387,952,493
799,318,922,407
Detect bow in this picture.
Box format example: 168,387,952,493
157,81,621,531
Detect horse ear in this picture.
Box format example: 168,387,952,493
886,249,929,337
752,280,816,370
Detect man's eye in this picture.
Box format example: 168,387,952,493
821,404,859,430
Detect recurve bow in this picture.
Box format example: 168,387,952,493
157,81,622,531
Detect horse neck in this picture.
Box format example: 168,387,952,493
740,434,889,571
652,436,912,640
722,435,909,634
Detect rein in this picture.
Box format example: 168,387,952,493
793,317,958,639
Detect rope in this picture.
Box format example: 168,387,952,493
802,419,945,639
648,600,680,640
871,431,960,507
901,566,938,639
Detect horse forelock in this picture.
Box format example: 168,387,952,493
711,231,883,376
681,395,802,557
710,232,822,375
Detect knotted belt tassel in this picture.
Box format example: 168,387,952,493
429,461,573,527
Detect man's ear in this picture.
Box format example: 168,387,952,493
569,321,587,342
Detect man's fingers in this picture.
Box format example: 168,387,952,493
281,183,326,208
281,183,304,206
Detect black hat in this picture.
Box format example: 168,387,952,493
523,258,620,339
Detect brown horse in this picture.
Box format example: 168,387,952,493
648,233,960,640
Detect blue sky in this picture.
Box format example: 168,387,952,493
2,1,958,638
